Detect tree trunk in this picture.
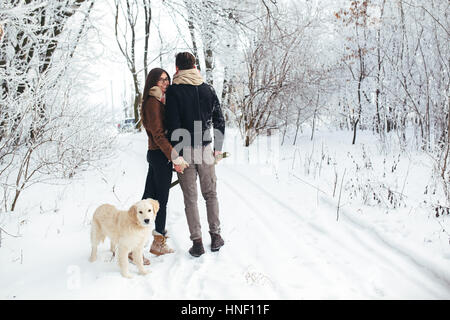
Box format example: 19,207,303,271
204,47,214,85
185,1,201,70
245,135,250,147
311,93,320,141
353,56,363,145
143,0,152,80
352,118,359,145
11,190,20,212
293,111,301,145
221,67,229,103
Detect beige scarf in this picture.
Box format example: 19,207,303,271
149,86,164,104
172,68,204,86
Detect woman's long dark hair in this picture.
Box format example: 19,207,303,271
141,68,171,126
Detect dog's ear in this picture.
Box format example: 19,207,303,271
128,205,138,221
149,199,160,214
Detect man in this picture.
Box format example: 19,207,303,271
165,52,225,257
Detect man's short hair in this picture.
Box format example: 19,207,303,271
176,52,196,70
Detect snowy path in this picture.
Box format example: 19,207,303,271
218,164,450,299
1,132,450,299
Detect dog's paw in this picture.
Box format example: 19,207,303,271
121,273,133,279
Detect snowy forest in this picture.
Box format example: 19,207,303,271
0,0,449,300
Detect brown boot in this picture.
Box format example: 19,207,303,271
150,230,174,256
209,232,224,252
189,238,205,257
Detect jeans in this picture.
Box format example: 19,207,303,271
142,149,173,235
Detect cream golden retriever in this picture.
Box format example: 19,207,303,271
89,199,159,278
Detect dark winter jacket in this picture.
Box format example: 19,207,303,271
165,79,225,154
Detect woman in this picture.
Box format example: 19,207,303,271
137,68,188,261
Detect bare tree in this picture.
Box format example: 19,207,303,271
183,0,202,70
142,0,152,78
113,0,154,130
232,3,310,146
0,0,115,212
0,0,93,142
335,0,375,145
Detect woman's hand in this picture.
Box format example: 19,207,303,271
173,156,189,174
173,164,184,173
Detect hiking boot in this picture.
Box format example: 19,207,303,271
150,230,174,256
128,252,150,265
209,232,224,252
189,238,205,257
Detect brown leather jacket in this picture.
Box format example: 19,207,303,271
141,96,175,161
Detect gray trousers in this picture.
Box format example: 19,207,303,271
178,144,221,241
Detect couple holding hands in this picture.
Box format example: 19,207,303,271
138,52,225,261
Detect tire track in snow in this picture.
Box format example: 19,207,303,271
319,195,450,291
213,177,294,297
220,173,384,298
220,178,321,298
223,165,450,298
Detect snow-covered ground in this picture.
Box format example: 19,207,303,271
1,129,450,299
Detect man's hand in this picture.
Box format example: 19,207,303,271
214,150,223,164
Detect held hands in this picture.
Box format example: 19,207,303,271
172,152,225,173
173,156,189,174
173,164,184,174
